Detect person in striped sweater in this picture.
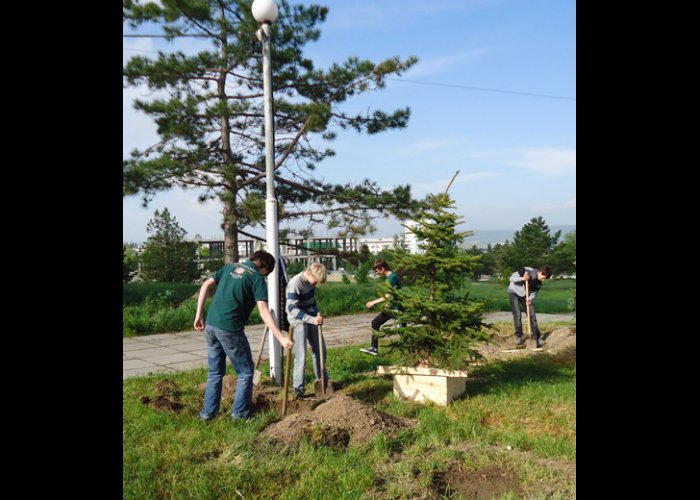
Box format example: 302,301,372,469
285,263,327,399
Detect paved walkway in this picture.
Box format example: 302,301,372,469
123,311,575,379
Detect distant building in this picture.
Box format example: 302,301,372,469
193,236,359,270
402,220,425,254
359,237,396,253
190,222,428,270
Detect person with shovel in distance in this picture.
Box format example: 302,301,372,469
508,265,552,348
194,251,294,421
285,263,327,400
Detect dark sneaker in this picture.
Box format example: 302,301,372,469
535,339,545,349
291,388,305,400
200,412,215,422
232,416,253,423
360,347,378,356
514,336,524,345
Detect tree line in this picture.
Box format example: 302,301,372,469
123,208,575,284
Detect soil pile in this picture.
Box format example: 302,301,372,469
140,379,184,412
262,394,415,448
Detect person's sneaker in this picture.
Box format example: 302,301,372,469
199,412,215,422
514,336,524,345
360,347,378,356
291,388,305,400
535,339,545,349
231,416,253,423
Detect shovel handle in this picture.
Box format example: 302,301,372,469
318,315,326,396
281,326,294,416
524,278,532,338
254,326,269,370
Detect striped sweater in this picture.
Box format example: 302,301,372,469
285,272,319,325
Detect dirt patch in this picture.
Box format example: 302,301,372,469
477,325,576,359
140,379,184,412
195,375,237,399
262,394,415,448
433,464,523,499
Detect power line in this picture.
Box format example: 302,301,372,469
123,34,208,38
121,46,575,101
387,77,575,101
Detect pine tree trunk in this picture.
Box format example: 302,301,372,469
223,202,239,264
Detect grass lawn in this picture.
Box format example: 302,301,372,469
124,340,576,498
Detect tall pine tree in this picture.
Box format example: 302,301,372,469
123,0,423,262
141,208,199,282
504,216,560,270
381,193,490,370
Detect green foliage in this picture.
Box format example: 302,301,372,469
202,257,224,273
550,230,576,275
286,260,305,277
502,216,560,270
385,194,489,370
354,261,371,283
123,282,200,307
123,0,423,262
341,273,351,285
140,208,200,283
123,246,138,283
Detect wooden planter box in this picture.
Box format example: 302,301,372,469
377,365,469,406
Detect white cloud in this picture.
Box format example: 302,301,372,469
530,197,576,213
393,138,469,158
404,48,491,78
413,171,501,195
511,148,576,176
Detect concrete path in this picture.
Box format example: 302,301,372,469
123,311,575,379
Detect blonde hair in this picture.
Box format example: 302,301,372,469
306,263,327,284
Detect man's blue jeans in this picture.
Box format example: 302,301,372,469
200,324,254,420
508,291,540,340
291,322,327,393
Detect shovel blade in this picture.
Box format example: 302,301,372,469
314,379,334,399
253,369,262,386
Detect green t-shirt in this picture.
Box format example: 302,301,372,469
386,271,402,309
206,260,268,332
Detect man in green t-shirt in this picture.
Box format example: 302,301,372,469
360,258,402,356
194,250,294,421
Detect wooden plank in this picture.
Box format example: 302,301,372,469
377,365,469,378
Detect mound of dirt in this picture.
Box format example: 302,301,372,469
262,394,415,448
476,325,576,359
195,375,237,399
542,327,576,354
140,379,184,412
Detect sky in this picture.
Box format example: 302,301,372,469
123,0,575,245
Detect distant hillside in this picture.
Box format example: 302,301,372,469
461,225,575,249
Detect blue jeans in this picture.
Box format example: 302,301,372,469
200,324,254,420
291,322,327,393
508,291,540,340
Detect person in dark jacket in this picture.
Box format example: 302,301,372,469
508,265,552,348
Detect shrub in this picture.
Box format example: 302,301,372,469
383,194,490,370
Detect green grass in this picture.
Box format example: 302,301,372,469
124,341,576,498
123,279,575,336
461,278,576,313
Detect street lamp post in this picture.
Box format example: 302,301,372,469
252,0,282,384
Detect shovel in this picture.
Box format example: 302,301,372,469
281,326,294,416
313,317,334,399
252,326,269,386
525,278,532,340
